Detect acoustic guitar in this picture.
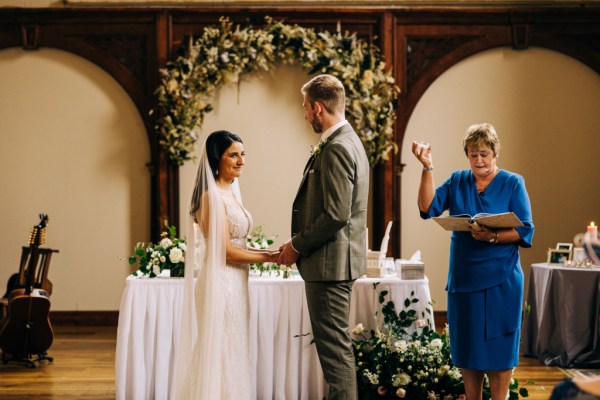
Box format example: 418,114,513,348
0,214,54,361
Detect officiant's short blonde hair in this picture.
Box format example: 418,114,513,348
301,74,345,115
463,122,500,157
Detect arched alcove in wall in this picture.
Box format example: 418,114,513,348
0,47,150,310
179,66,316,248
400,47,600,310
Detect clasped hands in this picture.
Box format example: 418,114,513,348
262,241,299,266
469,226,496,242
276,241,299,266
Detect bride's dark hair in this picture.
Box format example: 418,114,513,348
205,130,243,178
190,130,243,220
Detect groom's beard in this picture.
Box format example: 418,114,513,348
310,118,323,134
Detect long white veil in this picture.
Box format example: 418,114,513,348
170,140,229,399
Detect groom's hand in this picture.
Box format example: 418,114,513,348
278,242,299,266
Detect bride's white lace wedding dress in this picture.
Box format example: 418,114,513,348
175,190,253,399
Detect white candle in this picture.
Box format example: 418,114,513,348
587,221,598,238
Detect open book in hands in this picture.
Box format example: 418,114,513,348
432,212,523,232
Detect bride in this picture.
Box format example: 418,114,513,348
171,130,279,399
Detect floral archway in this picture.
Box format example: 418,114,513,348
156,17,399,166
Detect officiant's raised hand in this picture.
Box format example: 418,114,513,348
277,241,299,266
412,141,433,169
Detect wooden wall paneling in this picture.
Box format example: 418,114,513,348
154,11,180,239
167,8,382,57
370,11,396,255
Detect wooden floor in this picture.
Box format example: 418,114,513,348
0,325,565,399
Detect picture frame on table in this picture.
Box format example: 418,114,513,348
573,247,586,263
547,248,572,265
556,242,573,251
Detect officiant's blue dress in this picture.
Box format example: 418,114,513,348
421,169,534,370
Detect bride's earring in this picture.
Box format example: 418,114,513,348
216,169,219,176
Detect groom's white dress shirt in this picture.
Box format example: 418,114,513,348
320,119,348,143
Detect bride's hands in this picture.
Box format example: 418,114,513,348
267,250,281,263
412,141,433,169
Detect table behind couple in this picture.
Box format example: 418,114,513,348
115,275,434,400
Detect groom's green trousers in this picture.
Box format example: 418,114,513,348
304,280,357,400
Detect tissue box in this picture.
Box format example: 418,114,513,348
397,261,425,280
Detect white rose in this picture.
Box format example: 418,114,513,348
396,388,406,398
169,247,184,264
261,239,268,248
178,242,186,251
394,340,408,352
398,372,411,386
448,368,462,380
352,323,364,335
160,256,166,263
160,238,173,248
430,338,443,349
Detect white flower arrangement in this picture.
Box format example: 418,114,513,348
246,225,279,276
127,221,186,278
156,17,399,166
352,284,532,399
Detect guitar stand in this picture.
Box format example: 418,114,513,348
1,350,53,368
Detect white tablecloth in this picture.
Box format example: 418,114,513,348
115,275,433,400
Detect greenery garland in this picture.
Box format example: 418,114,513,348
156,17,399,166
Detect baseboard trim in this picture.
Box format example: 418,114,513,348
50,311,119,326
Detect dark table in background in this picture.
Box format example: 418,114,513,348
522,263,600,368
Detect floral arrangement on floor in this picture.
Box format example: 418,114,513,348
352,284,531,399
155,16,399,166
127,221,186,278
246,225,279,276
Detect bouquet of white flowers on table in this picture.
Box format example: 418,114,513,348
127,220,186,278
246,225,279,276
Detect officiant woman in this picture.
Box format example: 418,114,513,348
412,123,534,400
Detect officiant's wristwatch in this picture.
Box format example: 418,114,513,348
489,230,499,244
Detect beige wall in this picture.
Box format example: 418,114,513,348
1,45,599,312
0,48,150,310
402,47,600,309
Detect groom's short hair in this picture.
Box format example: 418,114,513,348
301,74,345,115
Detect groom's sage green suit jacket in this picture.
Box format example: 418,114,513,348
291,123,369,281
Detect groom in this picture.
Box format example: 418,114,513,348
278,74,369,400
